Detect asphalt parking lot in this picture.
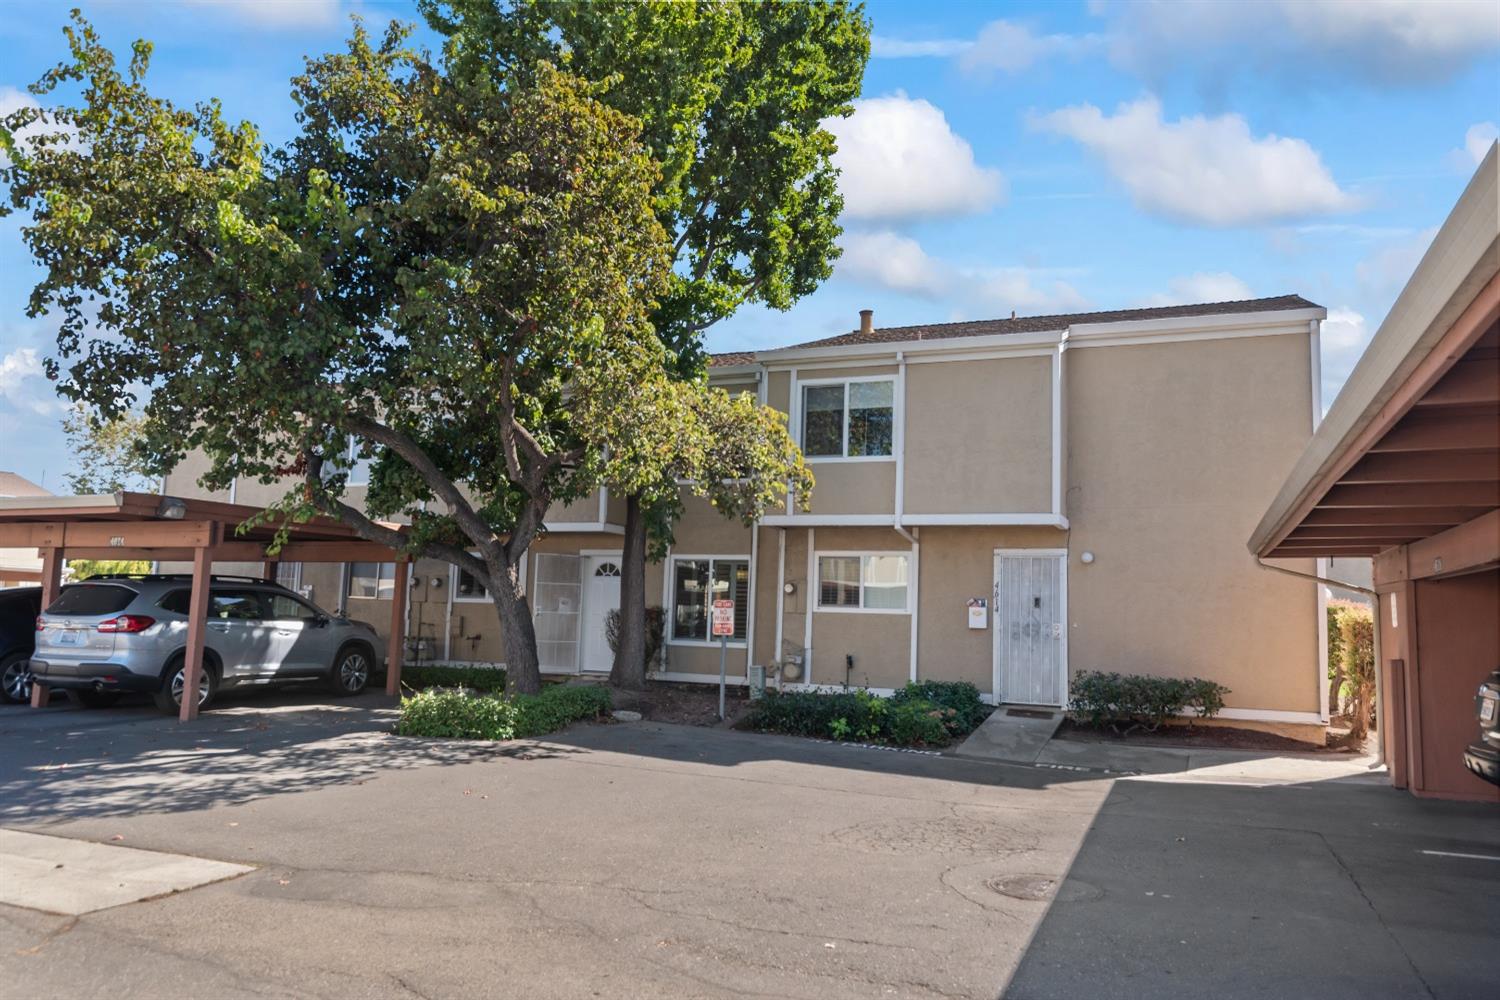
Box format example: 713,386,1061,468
1,692,1496,999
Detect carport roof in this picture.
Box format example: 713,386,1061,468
1249,145,1499,563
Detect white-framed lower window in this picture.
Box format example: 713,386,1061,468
816,552,910,613
451,553,525,602
347,561,396,600
670,556,750,644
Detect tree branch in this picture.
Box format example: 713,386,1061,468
345,415,496,550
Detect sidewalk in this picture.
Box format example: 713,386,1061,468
956,710,1386,786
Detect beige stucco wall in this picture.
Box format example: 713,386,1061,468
670,495,754,555
904,356,1052,514
801,526,913,689
804,461,896,516
1065,334,1319,714
915,526,1068,695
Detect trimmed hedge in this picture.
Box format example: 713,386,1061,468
397,684,610,741
401,663,508,693
742,682,989,748
1068,671,1229,733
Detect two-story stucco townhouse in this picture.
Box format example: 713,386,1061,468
165,294,1330,741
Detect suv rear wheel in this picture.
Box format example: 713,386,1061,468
1,652,32,704
154,655,217,714
328,644,372,696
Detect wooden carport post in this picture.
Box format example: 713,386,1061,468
178,525,219,722
28,546,63,709
385,558,409,697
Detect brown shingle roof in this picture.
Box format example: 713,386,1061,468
0,471,52,498
784,295,1321,351
708,351,757,367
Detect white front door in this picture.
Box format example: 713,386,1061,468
993,550,1067,706
579,555,622,673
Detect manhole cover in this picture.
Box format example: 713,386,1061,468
1006,708,1055,720
986,873,1102,903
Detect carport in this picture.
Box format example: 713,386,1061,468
0,490,411,721
1251,146,1499,801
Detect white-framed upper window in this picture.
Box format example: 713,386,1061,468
670,556,750,644
816,553,910,613
801,377,895,460
347,561,395,600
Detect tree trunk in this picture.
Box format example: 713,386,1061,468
610,493,649,689
493,561,542,695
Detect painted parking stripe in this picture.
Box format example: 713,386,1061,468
1421,849,1500,862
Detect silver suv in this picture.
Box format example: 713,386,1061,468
31,575,384,713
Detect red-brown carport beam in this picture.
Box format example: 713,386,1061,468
29,546,63,709
178,543,214,722
385,559,410,697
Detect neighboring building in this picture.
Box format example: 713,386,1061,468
1252,144,1499,801
166,292,1329,741
0,471,51,586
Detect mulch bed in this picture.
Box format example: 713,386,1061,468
606,680,752,728
1056,718,1371,755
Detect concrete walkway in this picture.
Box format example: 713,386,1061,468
954,705,1064,764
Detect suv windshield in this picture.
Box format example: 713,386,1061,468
46,584,137,616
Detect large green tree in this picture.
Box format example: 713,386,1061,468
423,0,871,687
2,14,681,694
61,404,157,494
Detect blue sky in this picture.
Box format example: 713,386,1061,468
2,0,1497,490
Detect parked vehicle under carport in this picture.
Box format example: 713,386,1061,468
0,586,42,703
30,575,385,713
1462,669,1500,787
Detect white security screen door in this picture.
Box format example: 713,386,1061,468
579,556,622,673
993,551,1067,706
533,553,582,673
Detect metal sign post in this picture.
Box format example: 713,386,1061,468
712,598,734,719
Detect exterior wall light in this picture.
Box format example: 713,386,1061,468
1080,551,1095,564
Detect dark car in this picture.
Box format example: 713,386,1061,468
0,586,43,703
1462,669,1500,787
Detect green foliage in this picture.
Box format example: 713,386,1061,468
512,684,612,738
1069,671,1231,733
397,683,610,740
2,12,683,694
743,683,986,748
401,663,508,693
606,606,665,669
67,559,152,580
891,681,990,736
397,689,517,740
62,405,157,495
1329,601,1376,738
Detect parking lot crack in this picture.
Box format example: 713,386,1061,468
1316,832,1435,999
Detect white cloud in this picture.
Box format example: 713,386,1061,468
1031,97,1360,227
958,20,1102,76
837,231,950,297
837,230,1087,315
826,94,1004,221
871,36,971,59
0,347,61,416
1454,122,1498,169
183,1,341,30
1356,226,1439,303
1320,308,1374,406
1109,0,1500,88
0,86,77,166
1140,272,1253,307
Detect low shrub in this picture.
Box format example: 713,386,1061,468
397,689,516,740
1069,671,1230,733
890,680,990,735
743,682,987,748
397,684,611,741
513,684,613,738
401,663,508,693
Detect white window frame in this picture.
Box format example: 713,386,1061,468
815,550,912,614
346,561,396,600
668,554,751,647
798,375,897,463
449,552,525,604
